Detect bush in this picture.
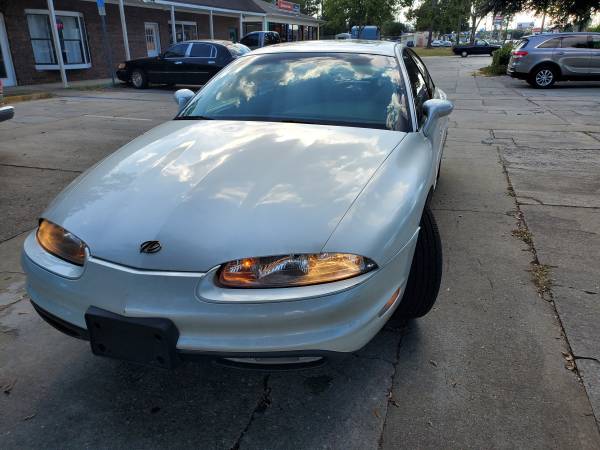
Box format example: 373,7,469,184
491,42,514,67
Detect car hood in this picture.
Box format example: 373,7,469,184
44,120,406,271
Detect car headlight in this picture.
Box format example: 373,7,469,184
117,63,126,69
36,219,87,266
219,253,377,288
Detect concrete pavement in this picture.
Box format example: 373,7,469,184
1,59,599,448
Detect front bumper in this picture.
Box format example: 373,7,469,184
22,231,418,363
116,69,129,82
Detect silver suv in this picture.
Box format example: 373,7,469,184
507,32,600,88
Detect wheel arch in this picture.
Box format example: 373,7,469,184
529,60,562,78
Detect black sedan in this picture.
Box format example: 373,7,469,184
116,40,250,89
452,39,501,57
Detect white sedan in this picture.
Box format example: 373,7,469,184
22,41,453,368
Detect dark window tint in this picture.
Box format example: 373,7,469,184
179,52,410,131
227,43,251,57
406,49,435,95
241,33,259,48
514,39,528,50
561,35,589,48
190,43,214,57
592,36,600,49
538,38,560,48
403,50,432,127
264,32,280,46
164,43,188,58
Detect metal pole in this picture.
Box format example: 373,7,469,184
100,14,116,85
209,10,214,39
239,13,243,42
118,0,130,60
170,5,177,43
317,24,319,40
47,0,68,87
262,16,268,31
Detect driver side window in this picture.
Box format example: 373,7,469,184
163,43,189,58
403,51,432,127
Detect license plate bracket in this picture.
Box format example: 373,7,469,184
85,306,180,369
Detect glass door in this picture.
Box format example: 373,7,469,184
145,22,160,57
0,13,16,87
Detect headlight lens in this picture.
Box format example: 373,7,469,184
36,219,87,266
117,63,126,69
219,253,377,288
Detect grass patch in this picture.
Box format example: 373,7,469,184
412,47,454,57
512,228,533,247
529,263,552,298
479,65,507,76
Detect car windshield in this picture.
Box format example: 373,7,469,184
178,52,410,131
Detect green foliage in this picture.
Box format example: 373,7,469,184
381,20,408,36
296,0,320,16
491,42,514,67
588,23,600,32
322,0,399,35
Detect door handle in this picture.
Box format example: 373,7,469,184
174,61,183,65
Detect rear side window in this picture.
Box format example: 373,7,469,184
190,43,215,58
514,39,528,50
264,32,280,46
561,35,589,48
538,38,560,48
403,51,432,127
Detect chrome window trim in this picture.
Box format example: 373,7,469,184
397,45,418,132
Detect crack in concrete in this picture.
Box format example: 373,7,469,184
575,356,600,365
0,163,82,174
230,375,272,450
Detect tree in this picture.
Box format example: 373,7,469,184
406,0,470,45
297,0,320,16
382,20,409,37
321,0,399,35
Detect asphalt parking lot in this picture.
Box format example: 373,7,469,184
1,56,600,448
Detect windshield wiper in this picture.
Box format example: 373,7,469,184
175,115,214,120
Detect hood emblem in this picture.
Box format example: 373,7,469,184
140,240,161,254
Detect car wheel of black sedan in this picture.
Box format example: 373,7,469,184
461,50,468,57
394,205,443,319
528,65,557,89
131,69,148,89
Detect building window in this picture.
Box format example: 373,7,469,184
169,21,198,43
26,10,90,69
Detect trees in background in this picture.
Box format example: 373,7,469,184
321,0,399,35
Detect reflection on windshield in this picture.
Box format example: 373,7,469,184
179,52,410,131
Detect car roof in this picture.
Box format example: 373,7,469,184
179,39,234,46
524,32,600,39
251,40,400,56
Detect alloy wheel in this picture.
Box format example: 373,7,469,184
535,69,553,87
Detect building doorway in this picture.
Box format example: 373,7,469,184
0,13,16,87
145,22,161,57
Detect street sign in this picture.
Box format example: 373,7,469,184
97,0,106,16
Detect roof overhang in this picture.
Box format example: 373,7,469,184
142,0,266,16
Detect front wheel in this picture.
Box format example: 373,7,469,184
461,51,468,58
393,205,443,319
131,69,148,89
528,66,556,89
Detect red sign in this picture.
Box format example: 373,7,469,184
276,0,299,12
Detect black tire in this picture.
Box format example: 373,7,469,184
528,65,557,89
131,69,148,89
393,205,443,319
461,50,468,58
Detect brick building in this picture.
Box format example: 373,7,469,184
0,0,320,87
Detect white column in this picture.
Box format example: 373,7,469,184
317,24,320,40
118,0,130,60
239,13,243,42
209,10,214,39
170,5,177,43
262,16,268,31
47,0,67,87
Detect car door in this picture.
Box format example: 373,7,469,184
402,49,440,180
155,43,190,84
183,42,217,84
589,35,600,75
555,35,591,75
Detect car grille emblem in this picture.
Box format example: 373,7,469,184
140,240,162,254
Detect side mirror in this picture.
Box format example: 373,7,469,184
422,99,453,137
174,89,195,112
0,106,14,123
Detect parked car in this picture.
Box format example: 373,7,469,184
240,31,280,50
350,25,380,40
431,40,442,47
507,32,600,88
452,39,501,57
116,40,250,89
335,32,351,40
23,41,453,369
442,40,453,47
0,105,14,122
